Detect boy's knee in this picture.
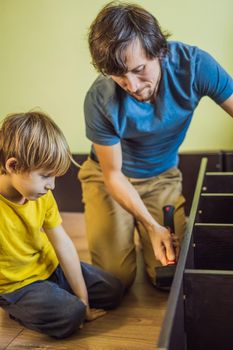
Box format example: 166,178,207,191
51,300,86,339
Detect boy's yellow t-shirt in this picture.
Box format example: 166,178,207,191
0,190,61,294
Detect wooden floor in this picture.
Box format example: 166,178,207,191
0,213,168,350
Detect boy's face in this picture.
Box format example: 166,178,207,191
10,169,55,202
110,39,161,103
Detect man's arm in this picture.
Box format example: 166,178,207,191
220,93,233,117
94,142,177,266
45,225,106,321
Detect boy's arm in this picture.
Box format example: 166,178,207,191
45,224,106,321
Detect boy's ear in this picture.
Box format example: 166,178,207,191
5,157,18,174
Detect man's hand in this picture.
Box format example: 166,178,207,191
149,225,180,265
170,233,180,261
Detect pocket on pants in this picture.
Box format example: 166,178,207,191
160,167,182,183
78,157,103,183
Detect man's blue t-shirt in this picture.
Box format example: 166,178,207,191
84,41,233,178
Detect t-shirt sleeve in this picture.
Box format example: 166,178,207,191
84,88,120,146
43,191,62,230
194,49,233,104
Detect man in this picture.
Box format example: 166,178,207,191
79,1,233,289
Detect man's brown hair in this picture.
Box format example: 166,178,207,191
88,1,170,75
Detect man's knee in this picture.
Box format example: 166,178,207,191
174,195,187,242
91,253,137,291
102,275,124,308
106,266,136,291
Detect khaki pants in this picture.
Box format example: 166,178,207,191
78,158,186,289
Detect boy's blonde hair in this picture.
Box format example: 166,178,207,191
0,111,71,176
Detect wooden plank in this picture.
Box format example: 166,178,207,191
158,160,233,349
157,158,208,350
193,224,233,269
184,270,233,350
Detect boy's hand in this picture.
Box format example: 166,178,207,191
80,300,106,321
85,306,106,321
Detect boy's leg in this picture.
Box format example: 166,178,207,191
80,262,124,309
131,167,186,284
0,279,86,339
0,263,123,338
78,158,137,289
49,264,124,310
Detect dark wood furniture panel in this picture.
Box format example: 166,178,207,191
202,173,233,192
157,158,233,350
184,270,233,350
53,154,87,212
223,151,233,171
196,194,233,223
193,224,233,269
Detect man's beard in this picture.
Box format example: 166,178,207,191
130,73,161,103
130,85,154,102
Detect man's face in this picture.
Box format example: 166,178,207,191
110,39,161,103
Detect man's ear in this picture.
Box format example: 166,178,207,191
5,158,19,174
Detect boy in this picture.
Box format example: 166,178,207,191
0,111,123,338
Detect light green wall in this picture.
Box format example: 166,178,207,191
0,0,232,153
